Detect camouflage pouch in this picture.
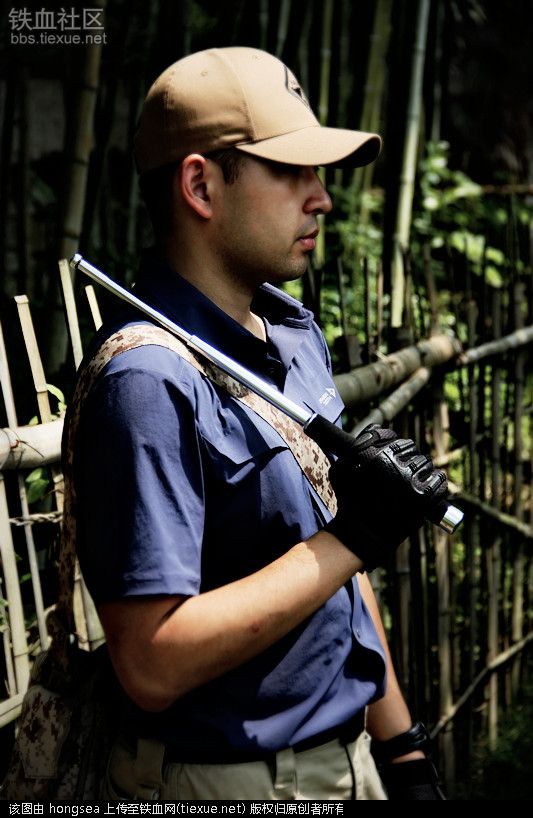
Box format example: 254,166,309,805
1,644,118,800
0,328,125,802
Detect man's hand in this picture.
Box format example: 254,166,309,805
379,758,447,800
325,424,448,570
371,720,447,800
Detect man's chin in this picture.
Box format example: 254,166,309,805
268,262,309,285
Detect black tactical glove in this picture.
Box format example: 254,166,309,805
372,721,446,800
324,424,448,570
379,759,447,800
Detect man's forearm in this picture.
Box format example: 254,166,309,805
357,573,424,760
100,530,361,712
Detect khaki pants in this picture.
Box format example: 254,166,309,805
103,731,388,801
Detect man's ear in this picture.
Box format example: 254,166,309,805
179,154,213,220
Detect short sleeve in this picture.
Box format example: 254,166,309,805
74,347,205,603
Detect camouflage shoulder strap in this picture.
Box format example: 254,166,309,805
51,323,337,665
110,324,337,510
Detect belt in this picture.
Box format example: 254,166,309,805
159,709,366,765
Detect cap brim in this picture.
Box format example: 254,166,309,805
235,125,382,168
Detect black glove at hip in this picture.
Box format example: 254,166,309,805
379,759,447,800
324,424,448,570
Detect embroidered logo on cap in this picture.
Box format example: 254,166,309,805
284,65,311,110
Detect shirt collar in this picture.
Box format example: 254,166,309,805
133,250,314,374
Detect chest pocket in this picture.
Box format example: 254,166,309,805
198,385,288,476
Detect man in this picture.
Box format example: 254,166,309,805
74,47,446,800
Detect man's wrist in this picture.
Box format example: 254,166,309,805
371,721,431,764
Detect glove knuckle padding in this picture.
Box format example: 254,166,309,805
325,424,448,570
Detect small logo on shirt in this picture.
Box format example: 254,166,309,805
319,387,336,406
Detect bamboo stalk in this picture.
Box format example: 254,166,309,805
429,0,445,141
85,284,103,330
459,324,533,365
0,319,48,648
390,0,431,328
448,484,533,540
2,623,17,695
15,296,64,514
318,0,333,125
0,474,30,694
351,0,392,203
14,297,103,650
314,0,334,271
481,183,533,195
46,1,107,374
486,535,502,751
335,322,533,410
334,333,461,408
464,286,479,766
275,0,291,57
433,435,486,467
259,0,268,50
487,290,502,750
14,296,54,426
58,258,84,368
351,367,430,437
0,65,16,287
0,420,63,470
0,691,24,728
17,67,31,297
431,370,454,786
409,411,430,721
423,244,439,335
376,261,384,352
297,0,313,93
363,257,372,361
336,0,352,131
511,283,526,695
336,259,349,338
430,631,533,737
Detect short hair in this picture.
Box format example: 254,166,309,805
138,148,245,241
205,148,245,184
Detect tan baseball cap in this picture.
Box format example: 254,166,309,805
134,47,382,174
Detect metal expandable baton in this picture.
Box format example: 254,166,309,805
70,254,464,535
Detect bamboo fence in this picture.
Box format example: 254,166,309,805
0,254,531,796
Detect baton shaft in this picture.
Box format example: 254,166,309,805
70,254,463,535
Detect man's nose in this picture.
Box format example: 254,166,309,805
303,169,333,215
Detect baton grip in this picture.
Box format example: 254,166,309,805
304,413,463,535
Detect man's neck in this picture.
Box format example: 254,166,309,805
163,248,267,342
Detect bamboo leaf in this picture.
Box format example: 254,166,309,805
26,477,50,504
46,383,67,412
26,467,45,483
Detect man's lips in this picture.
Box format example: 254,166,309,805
298,228,319,251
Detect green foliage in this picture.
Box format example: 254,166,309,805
25,467,50,504
27,383,66,426
317,140,532,354
458,686,533,800
45,383,67,413
415,141,510,288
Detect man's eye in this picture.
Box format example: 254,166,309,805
272,161,300,176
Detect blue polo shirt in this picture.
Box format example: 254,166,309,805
74,252,386,758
